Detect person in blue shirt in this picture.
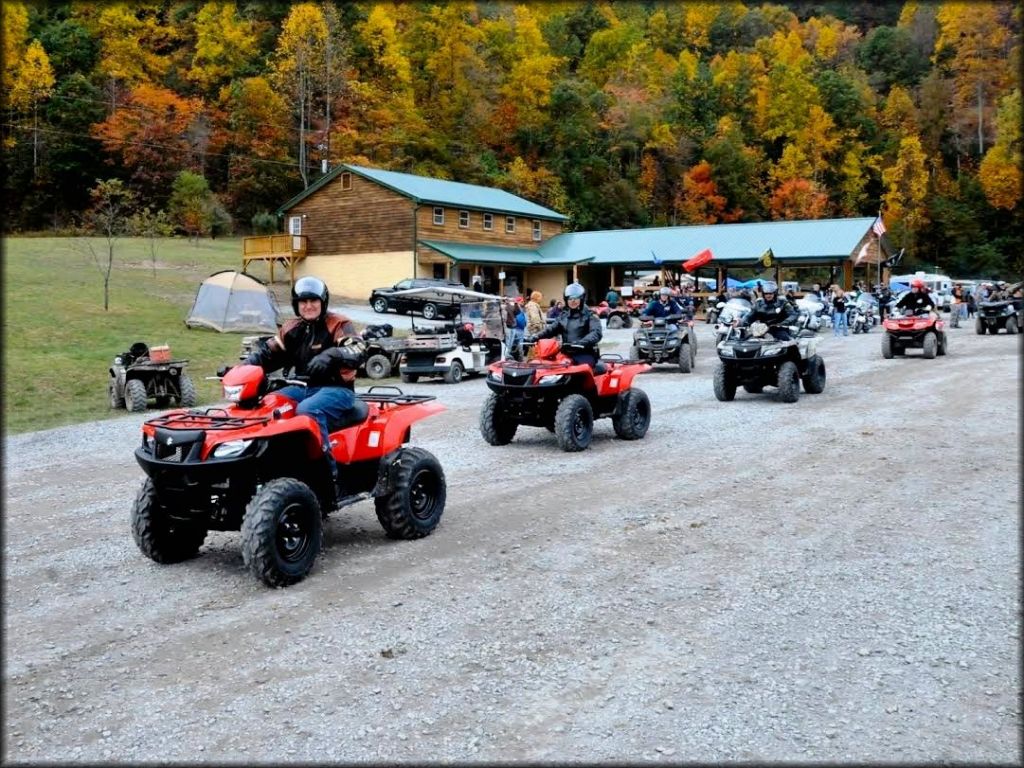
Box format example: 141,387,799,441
641,286,684,319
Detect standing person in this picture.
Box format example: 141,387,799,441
524,291,546,336
966,290,976,318
547,299,564,319
950,283,965,326
832,287,849,336
605,287,620,309
501,298,522,360
528,283,603,367
244,276,365,496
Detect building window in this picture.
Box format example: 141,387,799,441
483,213,493,231
459,210,470,229
340,172,352,191
505,216,516,234
289,216,302,235
532,220,542,241
433,207,444,225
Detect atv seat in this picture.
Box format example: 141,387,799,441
797,328,817,338
327,397,370,431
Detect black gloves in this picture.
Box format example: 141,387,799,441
245,352,262,366
306,348,340,376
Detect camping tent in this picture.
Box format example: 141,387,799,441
185,270,281,333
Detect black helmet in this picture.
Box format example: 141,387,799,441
291,276,329,317
761,280,778,295
564,283,586,302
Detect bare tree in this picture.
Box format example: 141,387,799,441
71,179,136,310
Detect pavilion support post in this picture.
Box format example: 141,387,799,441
843,260,853,291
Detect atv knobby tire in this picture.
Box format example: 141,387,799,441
922,332,938,359
554,394,594,452
130,478,207,564
677,343,692,373
713,362,736,401
241,478,322,588
938,333,948,356
975,319,985,335
628,345,641,362
178,374,197,407
801,354,826,394
365,353,392,380
776,361,800,403
479,392,518,445
1006,317,1018,335
881,333,894,359
374,446,446,539
109,377,125,409
125,378,148,412
606,314,624,329
612,389,651,440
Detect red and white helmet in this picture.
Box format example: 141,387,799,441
911,278,926,290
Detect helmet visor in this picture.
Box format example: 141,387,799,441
564,283,585,300
294,276,327,301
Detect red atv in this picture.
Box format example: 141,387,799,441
131,365,447,587
881,308,948,359
479,339,652,451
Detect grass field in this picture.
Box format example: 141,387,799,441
2,236,295,435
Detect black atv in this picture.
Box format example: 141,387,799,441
628,314,697,373
976,299,1023,335
713,321,825,404
109,342,196,412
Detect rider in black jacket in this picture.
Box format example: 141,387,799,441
738,281,799,340
529,282,603,366
894,278,937,314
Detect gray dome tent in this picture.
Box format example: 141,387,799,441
185,270,282,333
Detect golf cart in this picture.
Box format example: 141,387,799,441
390,286,507,384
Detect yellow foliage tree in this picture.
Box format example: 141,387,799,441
188,2,259,93
882,135,930,235
9,40,55,170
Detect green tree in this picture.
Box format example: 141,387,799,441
168,170,216,243
856,26,930,92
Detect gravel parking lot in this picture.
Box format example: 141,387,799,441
3,315,1020,764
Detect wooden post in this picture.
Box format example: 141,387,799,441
610,265,617,290
843,259,853,291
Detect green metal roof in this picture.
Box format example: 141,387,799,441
278,164,568,221
538,217,876,266
419,239,589,266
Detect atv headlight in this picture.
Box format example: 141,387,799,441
213,439,253,458
719,346,735,357
223,384,244,402
114,356,123,365
538,374,568,385
760,344,783,356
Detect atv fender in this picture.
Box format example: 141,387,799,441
595,363,650,396
371,449,403,498
341,399,445,462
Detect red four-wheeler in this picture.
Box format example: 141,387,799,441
131,364,447,587
881,308,948,359
479,339,652,452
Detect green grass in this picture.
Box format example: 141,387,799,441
2,236,290,434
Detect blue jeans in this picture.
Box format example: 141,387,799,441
833,310,848,336
277,385,356,480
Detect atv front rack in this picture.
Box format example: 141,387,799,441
144,409,271,431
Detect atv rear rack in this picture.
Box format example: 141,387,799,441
358,386,437,405
144,409,271,431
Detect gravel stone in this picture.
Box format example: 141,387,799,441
2,318,1019,763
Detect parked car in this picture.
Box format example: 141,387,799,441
370,278,465,320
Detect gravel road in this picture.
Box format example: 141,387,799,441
3,318,1020,764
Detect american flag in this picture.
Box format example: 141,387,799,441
855,241,870,264
872,214,886,237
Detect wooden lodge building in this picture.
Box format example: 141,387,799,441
241,164,890,302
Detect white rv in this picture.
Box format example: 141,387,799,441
890,272,953,310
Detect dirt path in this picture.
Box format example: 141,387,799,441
3,323,1020,763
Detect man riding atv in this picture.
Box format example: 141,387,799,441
895,277,938,316
641,286,685,320
244,275,366,496
527,282,603,367
733,281,798,340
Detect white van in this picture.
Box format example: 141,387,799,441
891,272,953,310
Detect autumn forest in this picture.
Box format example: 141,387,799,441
2,1,1021,277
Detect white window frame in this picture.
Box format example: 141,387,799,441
289,215,302,235
459,210,470,229
340,172,352,191
483,213,493,231
505,216,516,234
532,220,542,241
433,207,444,226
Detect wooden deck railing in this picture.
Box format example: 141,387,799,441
242,234,307,284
